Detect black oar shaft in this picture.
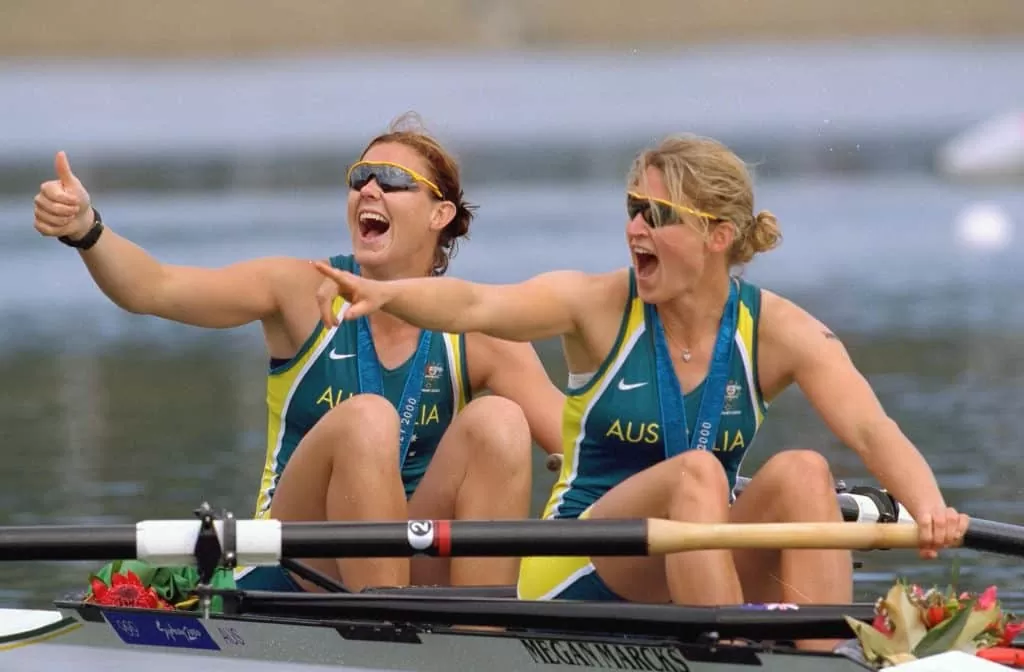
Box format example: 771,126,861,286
965,518,1024,556
0,525,136,561
281,519,650,558
0,519,651,563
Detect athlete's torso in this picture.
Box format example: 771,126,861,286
544,271,768,520
253,254,472,518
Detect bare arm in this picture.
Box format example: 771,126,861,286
78,221,308,328
318,265,596,343
467,333,565,456
761,292,947,522
34,152,307,329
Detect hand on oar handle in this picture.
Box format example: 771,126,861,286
34,152,94,241
645,520,936,554
913,504,970,560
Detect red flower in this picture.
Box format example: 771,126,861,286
1000,621,1024,646
86,570,172,610
924,604,947,628
872,612,893,636
977,586,999,611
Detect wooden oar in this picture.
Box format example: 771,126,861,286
646,519,925,553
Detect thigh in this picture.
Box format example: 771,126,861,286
728,467,784,603
586,450,728,603
404,399,488,586
406,436,461,587
270,393,399,522
408,396,531,520
406,414,474,523
727,449,840,602
407,397,531,586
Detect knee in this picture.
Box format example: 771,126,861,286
762,449,835,500
310,393,399,461
670,450,730,502
457,396,531,472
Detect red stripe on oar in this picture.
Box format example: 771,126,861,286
435,520,452,557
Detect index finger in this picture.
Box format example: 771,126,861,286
312,261,349,283
316,278,339,327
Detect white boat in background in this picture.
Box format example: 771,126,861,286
936,111,1024,180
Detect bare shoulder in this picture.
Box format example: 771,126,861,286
259,256,330,295
261,256,329,279
759,289,840,346
462,331,545,388
758,289,849,391
234,256,330,330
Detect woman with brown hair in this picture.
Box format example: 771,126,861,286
31,114,565,593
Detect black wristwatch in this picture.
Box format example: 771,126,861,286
59,207,104,250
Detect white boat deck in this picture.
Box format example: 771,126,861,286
0,605,1015,671
0,608,62,638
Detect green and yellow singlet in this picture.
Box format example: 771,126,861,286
252,254,472,519
543,271,768,522
518,271,768,601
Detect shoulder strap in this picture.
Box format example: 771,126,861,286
329,253,354,272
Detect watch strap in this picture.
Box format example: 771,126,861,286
58,208,104,251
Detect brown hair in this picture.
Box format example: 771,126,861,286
627,134,781,265
358,112,477,275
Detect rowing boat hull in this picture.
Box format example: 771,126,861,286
0,604,883,672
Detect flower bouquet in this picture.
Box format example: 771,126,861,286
844,579,1024,668
84,559,236,613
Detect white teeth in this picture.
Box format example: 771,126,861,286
359,211,389,224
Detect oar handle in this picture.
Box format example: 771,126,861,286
646,519,925,553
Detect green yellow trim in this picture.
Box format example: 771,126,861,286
543,285,645,520
255,296,343,518
735,300,765,424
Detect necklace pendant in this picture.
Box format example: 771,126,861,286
681,349,692,363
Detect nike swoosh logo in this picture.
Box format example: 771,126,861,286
618,380,647,391
328,349,356,360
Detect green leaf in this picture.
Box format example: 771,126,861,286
132,563,157,588
946,558,961,598
885,583,929,652
913,598,976,658
844,616,901,663
951,604,1002,651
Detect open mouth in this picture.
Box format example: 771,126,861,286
358,211,391,241
634,250,659,278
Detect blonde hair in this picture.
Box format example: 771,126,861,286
627,134,781,265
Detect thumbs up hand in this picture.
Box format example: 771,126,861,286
34,151,94,241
